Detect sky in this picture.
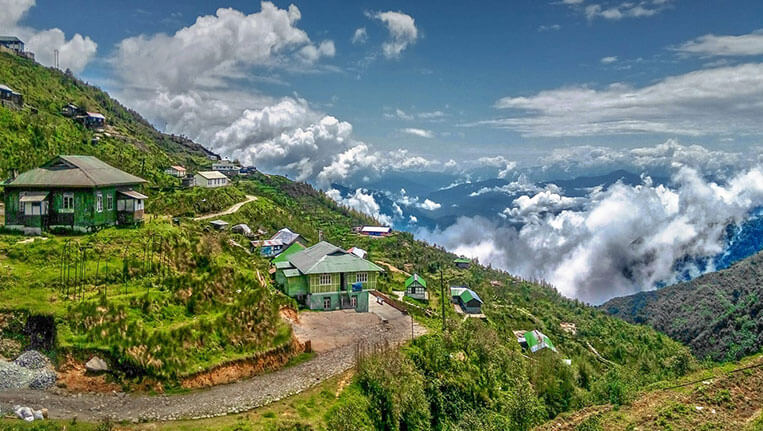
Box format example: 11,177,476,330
5,0,763,303
6,0,763,183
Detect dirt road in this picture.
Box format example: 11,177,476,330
0,301,424,422
193,195,257,221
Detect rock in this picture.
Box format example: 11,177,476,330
29,368,57,389
14,350,50,369
86,356,109,373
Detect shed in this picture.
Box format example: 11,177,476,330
165,165,187,178
404,273,428,300
454,258,471,269
78,112,105,129
521,330,557,353
0,84,23,107
209,220,229,230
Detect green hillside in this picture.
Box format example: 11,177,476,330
0,51,216,186
602,251,763,362
0,54,698,427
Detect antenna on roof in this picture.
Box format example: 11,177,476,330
53,49,59,69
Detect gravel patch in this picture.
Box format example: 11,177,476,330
14,350,50,370
0,350,56,390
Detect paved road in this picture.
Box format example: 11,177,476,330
0,301,425,422
193,195,257,221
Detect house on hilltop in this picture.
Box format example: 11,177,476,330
212,160,241,177
454,257,472,269
165,165,186,178
405,273,428,300
194,171,228,188
450,286,483,314
274,241,384,312
516,330,557,353
357,226,392,237
0,36,24,53
3,155,147,235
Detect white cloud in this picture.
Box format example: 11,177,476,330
485,63,763,137
352,27,368,45
326,188,393,226
580,1,673,21
368,10,418,59
418,165,763,304
0,0,97,72
600,56,618,64
418,199,442,211
538,24,562,32
674,30,763,57
401,127,434,138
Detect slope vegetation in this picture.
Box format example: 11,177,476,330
603,251,763,362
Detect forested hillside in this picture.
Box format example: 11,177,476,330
0,52,216,186
603,251,763,362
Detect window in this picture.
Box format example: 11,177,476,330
319,273,332,285
355,272,368,283
62,193,74,211
24,202,41,216
323,296,331,310
351,296,357,308
96,192,103,212
107,194,113,211
135,199,144,211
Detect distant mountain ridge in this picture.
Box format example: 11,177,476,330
602,250,763,361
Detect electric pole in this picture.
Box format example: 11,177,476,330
440,266,446,331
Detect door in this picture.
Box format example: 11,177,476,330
351,296,358,309
323,296,331,310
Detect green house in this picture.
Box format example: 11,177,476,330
3,155,147,235
275,241,384,312
404,273,428,300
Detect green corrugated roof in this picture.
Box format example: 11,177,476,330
459,288,482,304
287,241,384,275
524,330,556,353
7,156,146,189
454,258,471,264
272,242,306,263
274,261,293,269
405,273,426,289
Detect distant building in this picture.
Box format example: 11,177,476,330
212,160,241,177
454,258,472,269
61,103,80,117
77,112,105,130
251,228,306,258
450,286,483,314
0,36,24,53
194,171,228,188
274,241,385,312
209,220,229,230
405,273,428,300
516,330,557,353
165,165,186,178
0,84,22,107
3,155,147,235
357,226,392,237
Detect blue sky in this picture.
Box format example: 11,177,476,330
6,0,763,181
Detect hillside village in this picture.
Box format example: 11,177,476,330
0,41,761,431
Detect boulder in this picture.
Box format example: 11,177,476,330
85,356,109,373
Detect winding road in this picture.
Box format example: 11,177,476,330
0,301,424,422
193,195,257,221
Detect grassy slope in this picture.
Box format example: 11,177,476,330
0,52,215,186
602,250,763,362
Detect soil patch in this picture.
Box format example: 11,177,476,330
55,355,121,393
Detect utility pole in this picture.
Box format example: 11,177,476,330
440,266,446,331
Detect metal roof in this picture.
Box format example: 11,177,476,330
524,330,556,353
118,190,148,200
0,36,22,43
196,171,228,180
274,261,293,269
271,228,301,245
210,220,229,226
361,226,391,233
87,112,105,119
405,273,426,289
283,269,301,278
450,286,482,304
169,165,186,171
6,156,147,189
272,242,307,263
287,241,385,275
347,247,367,258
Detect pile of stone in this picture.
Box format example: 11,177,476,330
0,350,56,390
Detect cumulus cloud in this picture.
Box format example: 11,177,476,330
484,63,763,137
368,10,418,59
326,188,393,226
352,27,368,45
503,187,582,222
674,29,763,57
600,56,618,64
0,0,97,72
418,199,442,211
538,24,562,32
401,127,434,138
418,165,763,304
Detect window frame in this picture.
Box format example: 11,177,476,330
106,193,113,211
355,272,368,283
96,192,103,213
62,192,74,212
319,273,332,285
